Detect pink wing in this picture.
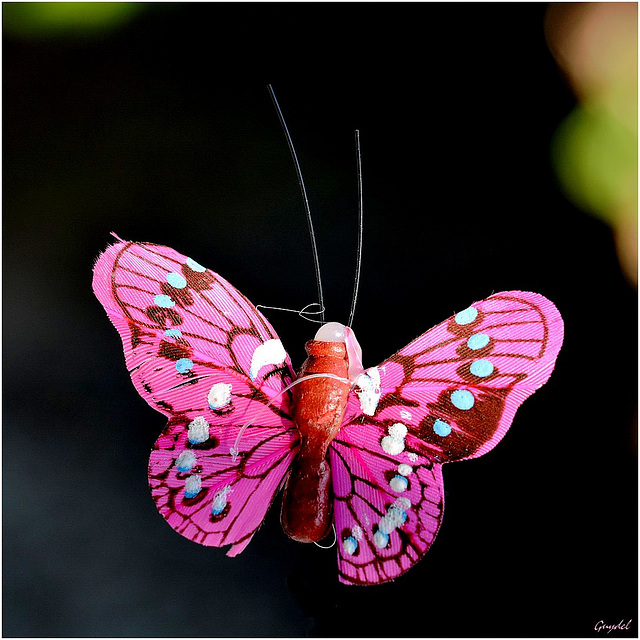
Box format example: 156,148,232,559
92,238,298,555
330,424,444,585
332,290,563,585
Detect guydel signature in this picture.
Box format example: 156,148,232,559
594,620,633,634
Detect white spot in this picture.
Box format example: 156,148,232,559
407,452,419,462
373,530,389,549
354,367,381,416
381,422,408,457
249,339,287,380
207,382,232,409
378,516,396,535
397,463,413,476
188,416,210,444
374,500,411,545
211,485,232,515
387,505,407,529
343,537,358,555
381,435,405,456
175,450,197,472
399,409,412,421
388,422,408,439
390,475,409,492
351,525,363,541
184,474,201,497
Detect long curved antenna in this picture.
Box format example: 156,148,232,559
347,130,363,328
267,85,325,324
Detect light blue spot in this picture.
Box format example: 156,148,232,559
175,358,193,373
433,419,452,437
467,333,490,350
343,536,358,555
470,359,494,377
212,503,226,516
187,417,209,444
185,488,200,499
186,257,206,273
154,294,175,308
164,328,182,338
455,306,478,325
451,389,475,410
166,272,187,288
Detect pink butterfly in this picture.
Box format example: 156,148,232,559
92,237,563,585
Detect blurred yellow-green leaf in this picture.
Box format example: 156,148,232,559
3,2,145,38
552,104,637,227
546,2,637,285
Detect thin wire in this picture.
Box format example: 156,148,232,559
267,84,325,324
256,302,325,324
347,130,363,328
314,524,337,550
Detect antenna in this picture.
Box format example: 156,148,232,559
347,130,363,328
267,85,326,324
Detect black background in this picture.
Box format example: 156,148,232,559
4,3,637,637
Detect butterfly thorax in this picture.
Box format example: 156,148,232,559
280,339,350,543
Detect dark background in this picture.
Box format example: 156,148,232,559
4,3,637,637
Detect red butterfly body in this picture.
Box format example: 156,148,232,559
281,339,350,543
93,238,564,585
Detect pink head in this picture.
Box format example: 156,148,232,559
314,322,365,383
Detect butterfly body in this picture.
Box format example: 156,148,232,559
93,238,564,585
281,338,351,543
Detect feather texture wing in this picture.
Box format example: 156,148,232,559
348,290,564,462
330,422,443,585
333,291,563,584
149,417,297,555
92,238,298,553
92,238,296,409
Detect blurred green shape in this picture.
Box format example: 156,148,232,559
552,104,637,228
3,2,145,37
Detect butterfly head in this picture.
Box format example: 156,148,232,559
314,322,364,383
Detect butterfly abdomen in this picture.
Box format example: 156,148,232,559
280,340,350,543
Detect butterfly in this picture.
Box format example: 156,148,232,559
92,236,564,585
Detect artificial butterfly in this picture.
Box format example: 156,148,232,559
92,237,563,585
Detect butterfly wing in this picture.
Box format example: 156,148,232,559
330,424,444,585
332,290,563,584
149,418,296,555
92,238,298,554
